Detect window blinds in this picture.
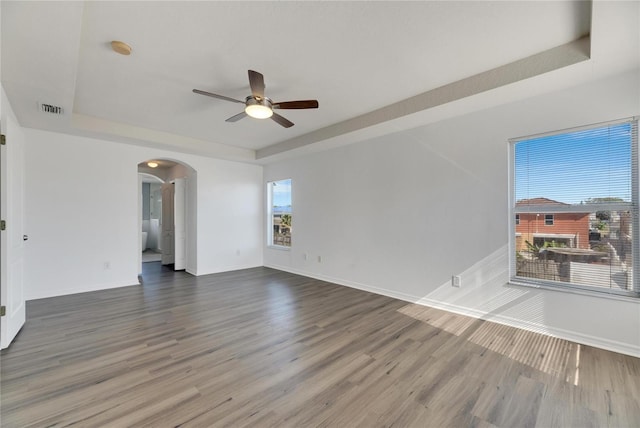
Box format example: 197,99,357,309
511,118,638,296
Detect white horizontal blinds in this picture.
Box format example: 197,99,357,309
513,118,638,295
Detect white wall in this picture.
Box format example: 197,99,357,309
24,129,263,299
264,69,640,357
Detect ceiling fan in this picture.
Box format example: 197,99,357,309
193,70,319,128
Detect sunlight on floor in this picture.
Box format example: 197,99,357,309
398,303,577,379
397,304,478,336
466,321,574,377
574,344,581,386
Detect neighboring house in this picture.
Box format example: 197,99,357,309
515,197,590,251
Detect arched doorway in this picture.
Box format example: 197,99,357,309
139,172,164,264
137,159,197,277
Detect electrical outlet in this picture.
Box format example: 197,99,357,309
104,261,111,270
303,253,308,261
317,255,322,263
452,275,461,288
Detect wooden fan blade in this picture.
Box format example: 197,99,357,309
271,112,294,128
225,111,248,122
248,70,265,98
273,100,319,109
193,89,244,104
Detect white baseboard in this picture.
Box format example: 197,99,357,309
27,278,139,301
195,263,263,277
265,263,640,358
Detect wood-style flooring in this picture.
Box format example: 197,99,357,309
1,263,639,427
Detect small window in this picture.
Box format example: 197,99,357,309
544,214,554,226
511,118,638,297
267,179,292,248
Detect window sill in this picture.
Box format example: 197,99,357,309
508,279,640,303
267,245,291,251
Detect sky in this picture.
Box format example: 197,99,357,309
272,178,292,207
514,122,633,205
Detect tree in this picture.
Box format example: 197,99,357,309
281,214,292,228
584,197,624,222
584,197,625,204
524,239,566,259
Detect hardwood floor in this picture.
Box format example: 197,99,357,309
2,263,639,427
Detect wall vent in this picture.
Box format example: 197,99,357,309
40,103,64,115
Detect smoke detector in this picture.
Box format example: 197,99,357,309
111,41,132,55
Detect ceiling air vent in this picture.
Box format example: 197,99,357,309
39,103,64,115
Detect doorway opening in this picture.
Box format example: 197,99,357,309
137,159,197,277
139,172,163,264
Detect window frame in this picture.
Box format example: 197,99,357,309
544,214,554,226
267,178,292,250
508,117,639,298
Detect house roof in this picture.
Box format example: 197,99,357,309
515,197,595,215
516,198,569,206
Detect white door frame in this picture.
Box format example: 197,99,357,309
0,107,27,349
161,181,175,266
173,178,186,270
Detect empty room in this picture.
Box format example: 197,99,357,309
1,1,639,427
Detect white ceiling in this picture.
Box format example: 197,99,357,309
1,1,638,163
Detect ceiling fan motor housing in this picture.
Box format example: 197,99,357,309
246,96,272,108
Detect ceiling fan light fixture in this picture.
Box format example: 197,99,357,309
193,71,317,128
244,97,273,119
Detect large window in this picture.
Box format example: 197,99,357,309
511,118,638,297
267,178,292,248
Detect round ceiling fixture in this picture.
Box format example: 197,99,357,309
147,161,158,168
244,96,273,119
111,41,132,55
